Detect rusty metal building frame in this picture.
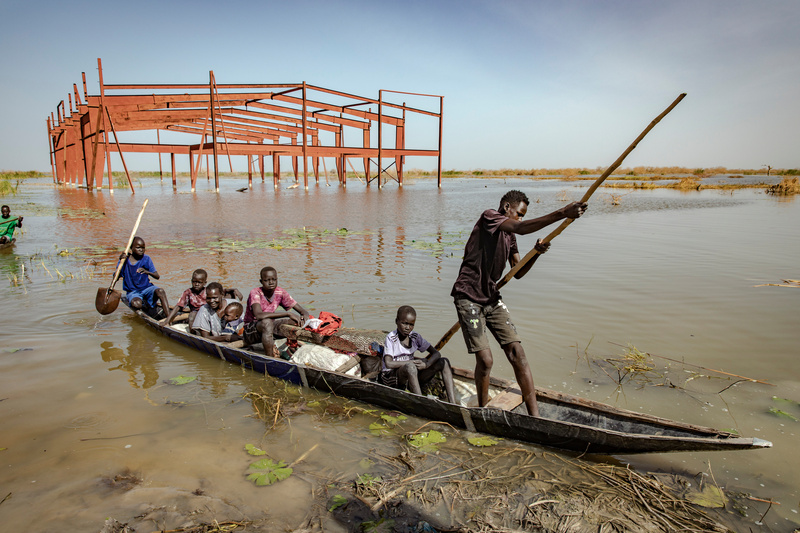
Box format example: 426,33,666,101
47,59,444,193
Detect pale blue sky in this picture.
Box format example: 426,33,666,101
1,0,797,172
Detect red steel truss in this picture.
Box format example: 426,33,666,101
47,59,444,193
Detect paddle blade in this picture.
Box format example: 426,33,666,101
95,287,121,315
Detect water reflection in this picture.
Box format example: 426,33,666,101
100,338,160,390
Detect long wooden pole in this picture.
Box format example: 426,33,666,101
435,93,687,351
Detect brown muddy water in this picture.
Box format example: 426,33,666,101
1,176,798,532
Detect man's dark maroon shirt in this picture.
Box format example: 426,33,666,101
451,209,518,304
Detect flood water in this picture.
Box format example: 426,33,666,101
1,175,798,531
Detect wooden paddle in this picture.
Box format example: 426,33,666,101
95,199,149,315
435,93,687,351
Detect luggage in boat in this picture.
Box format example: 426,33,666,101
290,344,361,378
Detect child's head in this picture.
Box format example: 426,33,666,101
395,305,417,338
191,269,208,291
259,266,278,293
205,282,224,309
1,205,10,218
130,236,146,258
223,301,243,323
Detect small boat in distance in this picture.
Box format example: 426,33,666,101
127,305,772,455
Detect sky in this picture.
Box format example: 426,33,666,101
0,0,797,172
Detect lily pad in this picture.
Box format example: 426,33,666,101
407,430,446,452
685,484,727,508
468,436,500,447
168,375,197,385
369,422,392,435
247,458,293,486
380,413,407,426
245,444,267,456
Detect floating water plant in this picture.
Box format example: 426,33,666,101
245,444,267,456
369,413,408,436
768,407,798,421
467,436,500,447
356,473,382,487
407,430,446,452
168,375,197,385
329,494,348,511
246,458,293,486
404,231,466,257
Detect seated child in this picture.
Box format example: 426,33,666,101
379,305,455,403
119,236,169,319
221,301,245,337
242,266,310,357
162,268,208,326
191,282,240,342
161,269,243,327
0,205,23,244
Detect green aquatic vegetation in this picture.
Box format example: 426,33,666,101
245,444,267,456
768,407,798,421
328,494,348,511
380,413,407,425
356,473,382,487
467,436,500,447
57,206,105,220
3,347,33,354
168,375,197,385
407,429,446,452
772,396,799,406
405,231,466,257
147,228,369,256
246,458,293,486
358,458,374,470
361,517,395,532
368,412,407,436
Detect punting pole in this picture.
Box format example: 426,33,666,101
435,93,688,351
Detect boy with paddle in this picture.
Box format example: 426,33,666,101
118,236,170,319
451,191,586,417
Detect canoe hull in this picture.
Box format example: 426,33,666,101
133,310,771,455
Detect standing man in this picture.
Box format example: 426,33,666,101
451,190,586,417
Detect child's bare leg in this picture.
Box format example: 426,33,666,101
130,297,143,310
419,359,456,402
440,358,456,403
257,318,277,356
398,363,422,395
155,288,170,314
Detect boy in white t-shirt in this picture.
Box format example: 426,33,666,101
379,305,455,403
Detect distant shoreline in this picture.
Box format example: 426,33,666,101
3,167,798,179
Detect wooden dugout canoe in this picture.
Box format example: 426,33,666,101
127,306,772,455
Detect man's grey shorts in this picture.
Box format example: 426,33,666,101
454,297,521,353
